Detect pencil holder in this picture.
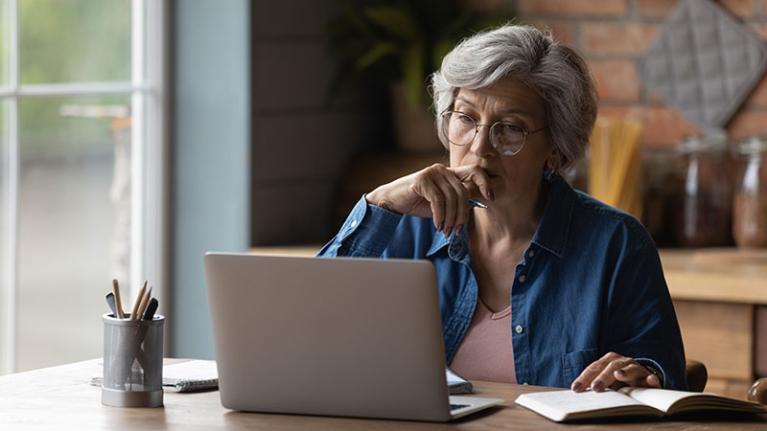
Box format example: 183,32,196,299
101,313,165,407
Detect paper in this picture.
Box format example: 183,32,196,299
163,360,217,383
520,389,644,414
445,368,466,385
446,368,473,394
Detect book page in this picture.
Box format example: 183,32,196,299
621,387,766,415
516,389,653,422
620,387,705,412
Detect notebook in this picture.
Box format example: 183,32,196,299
446,368,473,395
515,387,767,422
162,360,218,392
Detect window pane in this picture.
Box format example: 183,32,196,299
17,95,131,370
0,0,9,86
20,0,131,84
0,100,8,370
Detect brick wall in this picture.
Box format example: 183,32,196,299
514,0,767,147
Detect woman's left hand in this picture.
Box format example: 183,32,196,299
570,352,661,393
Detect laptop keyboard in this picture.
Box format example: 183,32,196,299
450,403,470,411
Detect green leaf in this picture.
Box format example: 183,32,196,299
355,42,400,71
402,42,425,107
334,0,375,38
364,6,420,41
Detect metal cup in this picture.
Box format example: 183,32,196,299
101,313,164,407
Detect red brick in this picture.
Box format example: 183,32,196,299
518,0,627,17
589,60,640,102
718,0,756,19
646,88,666,106
598,105,699,147
637,0,680,18
527,19,579,46
745,75,767,108
582,23,659,57
728,109,767,140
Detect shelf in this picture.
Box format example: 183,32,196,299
660,248,767,304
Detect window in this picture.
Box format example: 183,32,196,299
0,0,165,373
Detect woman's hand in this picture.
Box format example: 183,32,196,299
365,163,494,234
571,352,662,393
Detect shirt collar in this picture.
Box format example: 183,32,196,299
426,228,468,262
530,173,575,258
424,172,576,260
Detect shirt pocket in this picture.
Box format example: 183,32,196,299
561,348,600,385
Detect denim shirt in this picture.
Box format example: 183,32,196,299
318,173,687,390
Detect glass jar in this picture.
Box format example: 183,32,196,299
642,148,676,247
733,136,767,248
673,131,733,247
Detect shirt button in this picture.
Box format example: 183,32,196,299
528,250,535,258
515,325,524,334
518,274,526,283
350,219,358,228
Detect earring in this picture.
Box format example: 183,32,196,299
547,149,562,171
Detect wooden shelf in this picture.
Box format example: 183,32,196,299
660,248,767,304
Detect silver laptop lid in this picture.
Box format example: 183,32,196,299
204,253,452,421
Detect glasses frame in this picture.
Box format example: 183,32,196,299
440,110,546,156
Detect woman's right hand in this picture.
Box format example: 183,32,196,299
365,164,494,234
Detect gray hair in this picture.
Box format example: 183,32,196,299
431,24,597,172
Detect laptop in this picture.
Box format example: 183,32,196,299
204,253,504,422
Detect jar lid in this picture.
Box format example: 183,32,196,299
737,135,767,155
677,129,728,153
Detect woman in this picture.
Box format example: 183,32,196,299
319,24,686,392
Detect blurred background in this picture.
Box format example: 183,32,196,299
1,0,766,400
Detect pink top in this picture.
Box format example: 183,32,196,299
449,299,517,383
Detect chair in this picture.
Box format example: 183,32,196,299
686,359,767,404
749,378,767,405
686,360,708,392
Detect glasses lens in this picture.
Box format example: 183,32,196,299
444,112,476,146
492,123,526,155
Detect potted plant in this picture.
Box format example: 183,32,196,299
329,0,512,154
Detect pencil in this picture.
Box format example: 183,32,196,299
136,286,153,320
130,281,148,321
112,279,125,319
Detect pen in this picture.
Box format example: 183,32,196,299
468,199,488,209
105,292,117,316
142,298,159,321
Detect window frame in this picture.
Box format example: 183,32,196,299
0,0,167,374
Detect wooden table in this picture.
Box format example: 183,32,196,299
1,359,765,430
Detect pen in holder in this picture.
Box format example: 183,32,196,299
101,313,165,407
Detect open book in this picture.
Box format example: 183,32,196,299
515,387,767,422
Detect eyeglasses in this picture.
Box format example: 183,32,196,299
440,110,546,156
